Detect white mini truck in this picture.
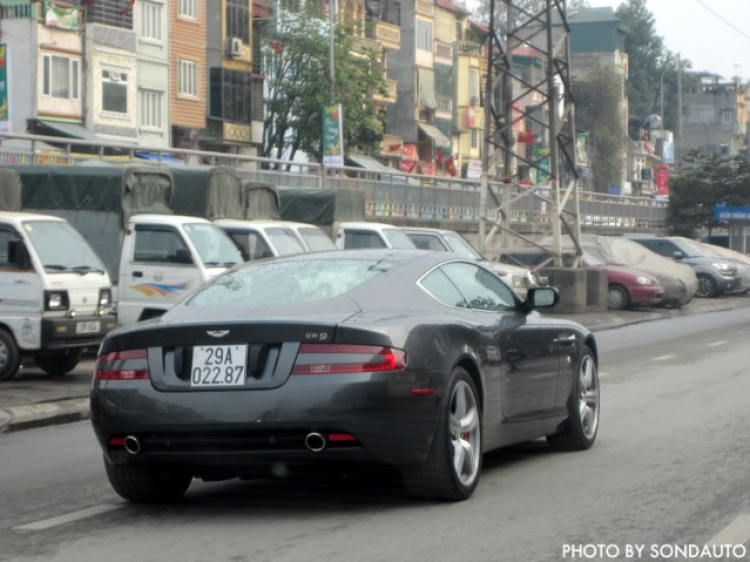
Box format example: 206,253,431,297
0,212,115,380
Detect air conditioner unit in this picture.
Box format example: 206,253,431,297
226,37,243,57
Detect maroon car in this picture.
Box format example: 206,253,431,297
581,249,664,310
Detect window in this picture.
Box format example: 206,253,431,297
471,129,478,149
0,227,32,271
141,1,162,41
189,259,395,308
383,229,416,249
102,69,128,114
42,55,79,100
178,0,197,19
344,231,387,249
299,228,336,252
435,63,453,98
420,268,468,308
442,233,482,260
209,68,252,122
228,231,273,261
183,223,241,267
635,238,681,258
408,233,448,251
140,89,163,129
264,227,305,256
416,20,432,51
441,262,517,311
178,60,199,98
722,110,733,124
456,21,463,40
470,68,480,104
134,227,193,264
226,0,250,43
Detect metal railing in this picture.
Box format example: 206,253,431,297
0,132,668,230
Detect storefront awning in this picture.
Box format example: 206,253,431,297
418,123,451,149
34,120,101,142
348,154,393,172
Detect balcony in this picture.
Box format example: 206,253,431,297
352,35,381,57
373,79,398,104
223,122,252,144
86,0,132,30
456,40,481,56
368,21,401,51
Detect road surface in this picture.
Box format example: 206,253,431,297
1,308,749,562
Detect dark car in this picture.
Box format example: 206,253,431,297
625,235,741,298
91,251,600,503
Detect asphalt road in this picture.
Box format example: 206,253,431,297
1,308,749,562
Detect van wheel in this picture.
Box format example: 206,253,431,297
34,349,82,376
0,329,21,381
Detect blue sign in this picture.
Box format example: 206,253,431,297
609,184,622,196
714,206,750,222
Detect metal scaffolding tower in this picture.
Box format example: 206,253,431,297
480,0,582,267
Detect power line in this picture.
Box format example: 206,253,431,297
694,0,750,42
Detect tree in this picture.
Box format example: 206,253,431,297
669,152,750,236
574,63,626,193
472,0,589,29
263,6,387,164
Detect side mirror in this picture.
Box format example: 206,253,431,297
7,240,31,268
673,251,684,260
526,287,559,310
174,248,193,265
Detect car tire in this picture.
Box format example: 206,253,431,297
607,284,630,310
34,349,82,376
401,368,482,501
104,458,192,503
696,274,718,298
0,329,21,381
547,346,600,451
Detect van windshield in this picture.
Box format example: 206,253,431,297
442,233,482,260
183,223,242,268
23,221,107,274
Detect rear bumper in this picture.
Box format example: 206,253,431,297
91,370,446,468
628,285,664,306
42,315,117,350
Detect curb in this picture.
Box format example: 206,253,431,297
0,398,89,433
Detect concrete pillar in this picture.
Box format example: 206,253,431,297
541,268,587,314
586,268,609,312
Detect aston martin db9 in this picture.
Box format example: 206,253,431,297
91,251,600,502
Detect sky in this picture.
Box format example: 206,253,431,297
596,0,750,81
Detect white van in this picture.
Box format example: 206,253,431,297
334,222,417,250
0,212,115,380
116,215,242,326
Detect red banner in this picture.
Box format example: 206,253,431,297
656,164,670,200
402,144,418,161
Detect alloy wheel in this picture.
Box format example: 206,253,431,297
696,276,714,298
579,355,600,440
449,380,481,487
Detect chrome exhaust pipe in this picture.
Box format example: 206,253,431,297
304,432,326,453
124,435,141,455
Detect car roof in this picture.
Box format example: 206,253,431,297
338,222,401,231
402,227,452,235
131,214,211,226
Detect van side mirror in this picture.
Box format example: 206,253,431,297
673,251,684,260
526,287,559,310
8,240,31,268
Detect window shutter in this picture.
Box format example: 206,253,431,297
71,60,79,100
43,56,50,96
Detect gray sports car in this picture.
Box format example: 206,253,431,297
91,251,601,502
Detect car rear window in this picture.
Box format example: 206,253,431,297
189,259,394,307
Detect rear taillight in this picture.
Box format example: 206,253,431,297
292,344,407,375
94,349,150,380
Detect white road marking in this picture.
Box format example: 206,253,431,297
707,340,728,347
13,504,122,531
599,372,610,378
707,514,750,546
652,354,676,361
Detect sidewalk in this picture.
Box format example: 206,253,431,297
2,296,749,433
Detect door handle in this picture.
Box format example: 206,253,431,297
553,334,577,346
132,271,143,278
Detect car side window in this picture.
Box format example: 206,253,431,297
420,268,469,308
134,227,193,265
0,227,32,271
228,231,273,261
441,262,517,312
344,231,387,249
409,234,447,251
640,239,670,257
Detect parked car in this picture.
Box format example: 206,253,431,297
283,222,336,253
625,235,742,298
403,227,536,298
92,251,600,503
679,239,750,295
334,222,416,250
218,220,307,262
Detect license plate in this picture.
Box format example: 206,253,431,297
75,321,101,334
191,345,247,387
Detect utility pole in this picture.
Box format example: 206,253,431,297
329,0,336,102
660,71,665,161
677,54,683,166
